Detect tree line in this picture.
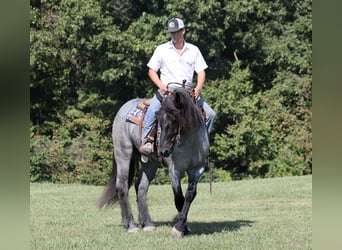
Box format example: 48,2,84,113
30,0,312,184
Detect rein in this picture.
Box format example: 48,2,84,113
165,82,198,104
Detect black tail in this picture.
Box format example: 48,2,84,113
97,150,138,209
97,152,118,209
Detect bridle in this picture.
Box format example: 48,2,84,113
156,82,190,156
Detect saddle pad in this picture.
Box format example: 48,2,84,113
125,101,149,126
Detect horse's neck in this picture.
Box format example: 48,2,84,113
181,124,207,144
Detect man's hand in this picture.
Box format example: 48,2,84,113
194,87,201,99
159,84,168,94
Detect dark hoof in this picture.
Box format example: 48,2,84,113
184,225,191,236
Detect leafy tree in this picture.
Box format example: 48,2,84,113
203,0,312,179
30,0,312,183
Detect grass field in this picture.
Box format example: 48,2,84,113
30,175,312,250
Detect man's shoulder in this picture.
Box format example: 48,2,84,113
185,41,200,51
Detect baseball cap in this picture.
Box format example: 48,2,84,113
167,18,185,33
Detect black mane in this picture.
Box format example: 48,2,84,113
158,88,204,130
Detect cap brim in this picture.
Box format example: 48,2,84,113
167,28,182,33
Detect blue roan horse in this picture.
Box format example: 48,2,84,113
97,87,209,237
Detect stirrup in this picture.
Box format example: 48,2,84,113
139,142,152,163
141,155,149,163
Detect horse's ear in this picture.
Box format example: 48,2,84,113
174,91,183,109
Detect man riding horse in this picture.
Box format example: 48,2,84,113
97,17,215,237
139,17,216,162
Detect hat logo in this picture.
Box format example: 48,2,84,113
169,22,176,28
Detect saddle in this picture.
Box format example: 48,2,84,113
126,98,158,147
126,98,152,127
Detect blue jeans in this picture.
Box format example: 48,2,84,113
142,92,216,140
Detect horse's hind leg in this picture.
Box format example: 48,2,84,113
115,157,139,233
135,162,158,231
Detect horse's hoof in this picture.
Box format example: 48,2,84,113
171,226,184,238
143,225,156,232
127,227,140,233
184,225,191,236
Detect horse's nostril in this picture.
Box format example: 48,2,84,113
161,151,170,157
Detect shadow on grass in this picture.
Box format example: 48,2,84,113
155,220,254,235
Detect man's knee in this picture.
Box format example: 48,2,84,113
208,109,216,120
203,103,215,120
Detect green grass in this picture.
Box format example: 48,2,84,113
30,175,312,250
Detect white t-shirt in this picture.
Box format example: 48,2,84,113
147,40,208,89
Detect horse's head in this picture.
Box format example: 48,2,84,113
156,88,204,157
156,110,179,157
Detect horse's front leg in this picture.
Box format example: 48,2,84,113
171,181,198,237
135,162,158,231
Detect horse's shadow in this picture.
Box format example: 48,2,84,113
155,220,254,235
